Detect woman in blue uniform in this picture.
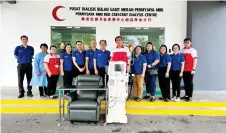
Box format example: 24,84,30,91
94,40,111,88
72,41,86,78
143,42,160,102
170,44,184,102
131,46,147,102
60,44,73,94
158,45,171,102
30,43,48,97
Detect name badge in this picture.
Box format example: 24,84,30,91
55,65,59,68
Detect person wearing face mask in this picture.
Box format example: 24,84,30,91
85,40,98,75
30,43,48,98
143,42,160,102
131,46,147,102
180,38,198,101
72,41,86,78
60,44,73,94
170,44,185,102
158,45,171,102
44,45,61,99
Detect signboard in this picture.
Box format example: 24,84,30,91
52,6,164,22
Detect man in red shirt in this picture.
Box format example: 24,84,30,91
180,38,198,101
110,36,131,72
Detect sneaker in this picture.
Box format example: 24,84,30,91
131,97,138,100
175,97,180,102
49,95,54,99
150,97,155,102
171,96,176,101
27,92,33,97
18,93,24,98
136,98,142,102
143,95,150,99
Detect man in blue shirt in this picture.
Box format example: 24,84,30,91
94,40,111,88
85,40,97,75
72,41,86,77
14,35,34,98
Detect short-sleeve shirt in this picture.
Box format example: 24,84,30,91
170,53,185,71
86,49,98,70
94,49,111,68
72,50,85,66
14,45,34,64
44,53,60,75
159,53,171,68
60,52,73,71
180,47,197,72
110,46,130,64
143,51,160,70
132,54,147,75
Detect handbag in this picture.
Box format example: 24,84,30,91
148,69,158,75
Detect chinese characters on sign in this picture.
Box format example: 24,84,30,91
69,7,163,22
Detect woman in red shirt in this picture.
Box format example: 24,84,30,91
44,45,61,99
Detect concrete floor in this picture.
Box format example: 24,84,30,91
1,114,226,133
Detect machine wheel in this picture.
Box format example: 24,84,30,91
70,121,74,124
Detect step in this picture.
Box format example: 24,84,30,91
1,100,226,116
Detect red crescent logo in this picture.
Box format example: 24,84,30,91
52,6,65,21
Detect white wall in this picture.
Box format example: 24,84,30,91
0,1,187,86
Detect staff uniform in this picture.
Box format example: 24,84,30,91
60,52,73,87
14,45,34,97
131,54,147,99
143,51,160,97
72,50,86,77
170,53,184,98
44,53,60,97
86,48,97,74
180,47,197,98
94,49,111,87
30,52,48,97
158,53,171,100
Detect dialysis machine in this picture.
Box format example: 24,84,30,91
106,61,128,124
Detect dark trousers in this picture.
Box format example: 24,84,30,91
89,69,95,75
63,70,73,94
98,68,108,87
73,65,85,78
17,64,32,94
145,72,157,96
39,86,47,96
170,70,182,98
158,67,170,99
183,72,194,97
46,75,59,96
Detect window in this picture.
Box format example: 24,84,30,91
51,26,96,51
120,27,165,52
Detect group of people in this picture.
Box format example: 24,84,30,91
14,35,197,103
131,38,197,102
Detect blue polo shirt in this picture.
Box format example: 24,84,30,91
94,49,111,68
170,53,185,71
72,50,85,66
143,51,160,70
60,52,73,71
14,45,34,64
86,48,98,70
159,53,171,68
132,54,147,75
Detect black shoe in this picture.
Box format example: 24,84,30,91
131,97,138,100
150,97,155,102
164,98,170,102
18,93,24,98
159,97,164,100
27,91,33,97
181,96,189,100
185,97,192,102
143,95,150,99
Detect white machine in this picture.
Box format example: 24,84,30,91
106,61,128,124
